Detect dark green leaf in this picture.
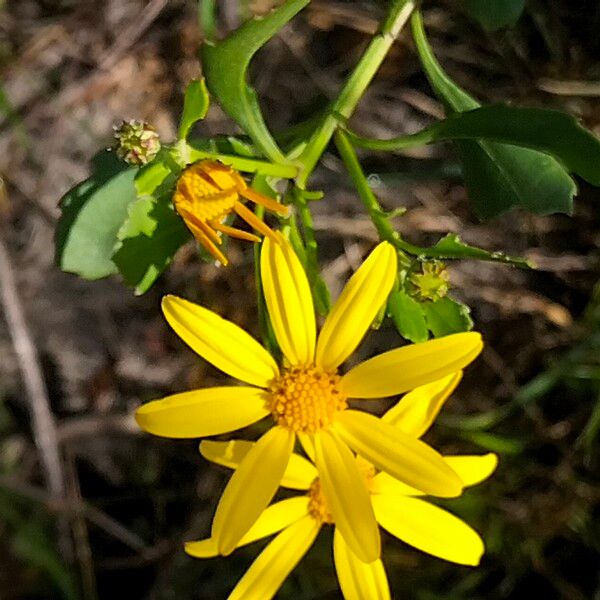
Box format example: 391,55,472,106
179,78,210,139
422,296,473,337
12,521,78,600
459,430,525,454
347,104,600,188
411,12,576,219
112,193,191,295
388,289,429,343
200,0,309,162
463,0,525,31
56,151,137,279
456,140,575,218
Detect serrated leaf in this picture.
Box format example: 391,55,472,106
179,78,210,139
427,233,532,266
422,297,473,337
388,289,429,343
463,0,525,31
412,12,576,219
55,151,137,279
398,233,531,267
200,0,308,162
112,193,191,294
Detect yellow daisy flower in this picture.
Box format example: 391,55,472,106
172,160,288,265
135,235,483,562
186,373,498,600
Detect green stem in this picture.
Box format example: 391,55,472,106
334,130,411,262
293,188,331,313
184,145,299,178
199,0,217,44
296,0,415,187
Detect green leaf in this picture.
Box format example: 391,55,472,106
346,104,600,188
388,289,429,343
112,193,191,295
135,153,177,197
56,151,137,279
463,0,525,31
459,431,525,454
12,521,78,600
411,12,576,219
422,296,473,337
178,78,210,139
396,233,532,267
200,0,309,162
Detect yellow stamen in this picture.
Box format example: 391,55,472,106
307,479,334,524
307,464,376,525
268,365,347,434
172,160,288,265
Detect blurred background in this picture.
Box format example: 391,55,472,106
0,1,599,598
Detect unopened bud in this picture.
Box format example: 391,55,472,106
113,119,161,165
408,260,449,302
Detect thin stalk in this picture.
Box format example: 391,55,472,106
293,188,330,313
185,145,299,178
199,0,217,43
334,130,411,262
296,0,415,187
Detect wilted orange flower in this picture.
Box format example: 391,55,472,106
172,160,288,265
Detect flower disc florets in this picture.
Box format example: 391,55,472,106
307,479,334,524
268,365,347,433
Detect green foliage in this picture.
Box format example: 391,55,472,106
411,12,577,219
462,0,526,31
346,104,600,188
55,151,138,279
410,233,532,267
422,297,473,337
388,289,429,343
178,79,210,140
0,492,78,600
112,193,191,295
200,0,309,162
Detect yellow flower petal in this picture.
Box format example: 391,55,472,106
372,495,485,566
314,430,380,563
135,387,269,438
185,497,310,558
162,295,279,387
341,332,483,398
372,453,498,497
229,515,320,600
334,411,463,498
443,454,498,487
212,426,295,556
200,440,317,490
261,235,316,366
298,432,316,461
315,242,397,370
371,471,422,497
382,372,462,437
333,529,390,600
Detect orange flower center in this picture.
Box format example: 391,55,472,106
268,365,347,433
171,160,288,266
307,463,376,526
307,479,334,524
173,161,241,223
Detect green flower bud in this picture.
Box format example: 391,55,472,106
113,119,161,165
408,260,449,302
